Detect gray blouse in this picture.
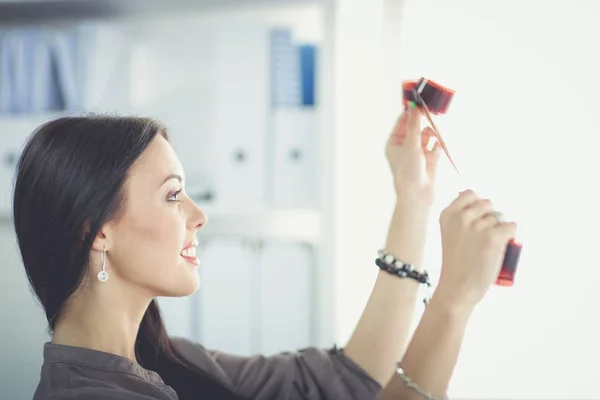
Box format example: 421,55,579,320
33,338,382,400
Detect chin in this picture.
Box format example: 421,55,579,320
186,274,201,295
178,274,201,297
185,271,202,294
158,273,201,297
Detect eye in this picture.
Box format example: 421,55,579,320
167,189,183,202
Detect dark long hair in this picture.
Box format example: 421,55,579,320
12,115,246,400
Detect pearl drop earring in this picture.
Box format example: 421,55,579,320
97,246,108,282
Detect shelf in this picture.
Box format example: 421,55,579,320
196,207,322,245
0,0,326,22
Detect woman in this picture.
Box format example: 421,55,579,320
13,107,515,400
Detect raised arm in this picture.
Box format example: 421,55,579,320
171,107,443,400
378,190,518,399
343,105,442,387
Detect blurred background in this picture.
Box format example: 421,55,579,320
0,0,598,398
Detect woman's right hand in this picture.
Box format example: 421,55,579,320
434,190,517,310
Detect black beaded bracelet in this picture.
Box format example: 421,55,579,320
376,249,432,305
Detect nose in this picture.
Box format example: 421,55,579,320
186,199,208,231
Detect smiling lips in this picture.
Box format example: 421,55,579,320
180,239,199,266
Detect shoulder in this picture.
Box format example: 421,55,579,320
42,387,168,400
170,338,381,400
170,337,232,382
170,336,206,354
170,336,213,364
35,361,177,400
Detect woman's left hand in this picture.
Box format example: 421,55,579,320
385,105,441,203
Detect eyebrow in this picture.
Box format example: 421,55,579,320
161,174,183,186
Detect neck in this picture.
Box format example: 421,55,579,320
51,280,152,362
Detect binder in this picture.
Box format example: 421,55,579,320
272,108,319,207
197,239,255,356
258,241,313,355
211,23,270,207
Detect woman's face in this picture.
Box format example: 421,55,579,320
102,135,207,298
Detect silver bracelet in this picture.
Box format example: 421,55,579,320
396,366,449,400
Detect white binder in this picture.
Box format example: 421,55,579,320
211,23,270,207
272,108,319,207
197,239,255,356
258,241,313,356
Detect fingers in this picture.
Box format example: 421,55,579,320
389,108,429,148
442,189,518,265
463,199,495,225
445,189,479,214
449,194,516,231
481,221,518,256
495,221,518,241
388,109,410,144
425,141,441,179
473,211,502,231
421,126,435,149
443,192,509,229
404,107,422,149
472,212,517,251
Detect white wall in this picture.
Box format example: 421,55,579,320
330,0,390,345
333,0,600,398
399,1,600,398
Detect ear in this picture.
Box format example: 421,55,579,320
91,222,115,252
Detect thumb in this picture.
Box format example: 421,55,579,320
404,105,422,149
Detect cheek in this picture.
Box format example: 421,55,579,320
137,216,181,246
113,210,186,276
